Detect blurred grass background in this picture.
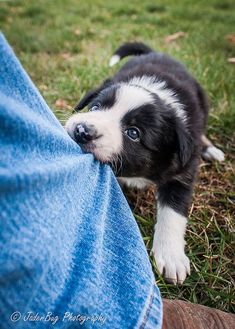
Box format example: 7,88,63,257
1,0,234,313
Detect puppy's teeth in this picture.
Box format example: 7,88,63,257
109,55,120,67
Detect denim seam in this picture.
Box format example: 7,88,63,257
136,280,163,329
139,288,154,329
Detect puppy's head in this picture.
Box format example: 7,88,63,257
65,82,193,179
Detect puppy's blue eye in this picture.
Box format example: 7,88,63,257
90,103,101,112
125,127,140,141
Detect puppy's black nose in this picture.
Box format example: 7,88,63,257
74,122,97,144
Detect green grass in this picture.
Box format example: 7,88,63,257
1,0,234,313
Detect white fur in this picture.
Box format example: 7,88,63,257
65,84,154,162
118,177,152,189
65,77,185,162
152,204,190,284
65,110,123,162
201,134,212,147
109,55,120,67
202,146,225,162
128,76,186,122
114,84,154,113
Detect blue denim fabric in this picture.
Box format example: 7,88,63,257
0,33,162,329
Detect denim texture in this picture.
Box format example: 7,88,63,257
0,33,162,329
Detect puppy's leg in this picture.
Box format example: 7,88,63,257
201,135,225,162
152,180,193,284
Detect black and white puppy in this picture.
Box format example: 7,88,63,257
65,42,225,284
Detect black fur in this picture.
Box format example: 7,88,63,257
74,42,210,217
112,42,153,59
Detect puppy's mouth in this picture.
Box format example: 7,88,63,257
72,136,121,174
70,134,113,164
79,140,96,153
86,144,119,167
67,122,106,160
65,116,123,167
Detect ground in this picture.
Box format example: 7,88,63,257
1,0,234,313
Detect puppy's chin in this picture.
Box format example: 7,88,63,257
79,141,96,154
79,141,114,164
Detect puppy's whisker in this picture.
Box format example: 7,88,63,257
114,154,120,175
112,157,117,174
118,154,124,176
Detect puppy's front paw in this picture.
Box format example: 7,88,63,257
152,237,190,285
202,145,225,162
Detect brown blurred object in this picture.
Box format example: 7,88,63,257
228,58,235,64
61,52,72,60
74,28,81,36
164,32,187,43
162,299,235,329
225,34,235,45
55,98,72,110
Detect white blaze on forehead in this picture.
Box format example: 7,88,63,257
65,84,154,162
112,83,154,115
129,76,186,122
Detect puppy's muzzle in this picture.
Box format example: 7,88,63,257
74,122,97,144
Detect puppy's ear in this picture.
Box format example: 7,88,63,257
74,88,101,111
74,78,112,112
176,120,194,167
